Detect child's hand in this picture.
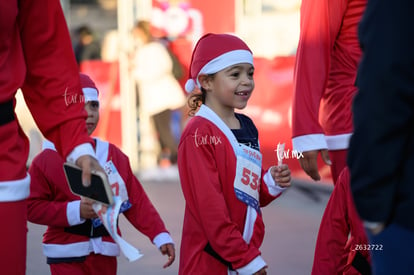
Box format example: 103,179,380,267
160,243,175,268
271,164,291,188
80,197,98,219
253,266,267,274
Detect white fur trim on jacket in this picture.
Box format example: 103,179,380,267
42,239,120,258
0,174,30,202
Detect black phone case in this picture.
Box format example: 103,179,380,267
63,163,114,205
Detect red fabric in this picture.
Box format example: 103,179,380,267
292,0,366,138
0,119,29,181
0,0,91,160
27,140,168,253
79,73,99,94
328,149,348,184
178,116,279,274
188,33,252,81
50,253,117,275
312,167,370,274
0,200,27,275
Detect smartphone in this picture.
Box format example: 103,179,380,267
63,162,114,206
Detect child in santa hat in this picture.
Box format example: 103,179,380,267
177,33,291,275
27,73,175,275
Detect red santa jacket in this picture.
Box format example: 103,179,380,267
0,0,92,197
27,139,171,259
312,167,371,275
178,105,284,274
292,0,366,152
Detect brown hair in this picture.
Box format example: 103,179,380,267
187,89,206,116
187,74,215,116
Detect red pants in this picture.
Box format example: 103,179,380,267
0,200,27,275
0,117,30,275
328,149,348,185
50,253,117,275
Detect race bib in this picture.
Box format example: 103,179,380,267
92,160,131,227
234,144,262,213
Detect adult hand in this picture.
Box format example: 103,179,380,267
298,149,331,181
75,155,105,187
160,243,175,268
364,221,386,235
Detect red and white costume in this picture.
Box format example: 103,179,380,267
291,0,366,182
27,138,173,274
312,167,370,274
1,1,95,273
178,104,285,274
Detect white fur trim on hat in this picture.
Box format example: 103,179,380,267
185,49,253,93
82,87,99,102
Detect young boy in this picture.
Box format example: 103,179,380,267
27,73,175,275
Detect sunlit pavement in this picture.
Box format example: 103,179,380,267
27,173,332,275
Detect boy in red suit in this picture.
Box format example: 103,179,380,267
27,73,175,275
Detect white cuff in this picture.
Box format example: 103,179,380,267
292,134,328,152
325,133,352,150
66,143,96,164
67,200,85,226
0,174,30,202
263,168,285,197
236,255,267,275
153,232,174,249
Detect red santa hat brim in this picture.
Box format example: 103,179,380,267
79,73,99,102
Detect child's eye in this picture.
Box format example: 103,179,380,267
91,102,99,108
231,72,240,77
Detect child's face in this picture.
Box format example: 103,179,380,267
203,63,254,112
84,101,100,135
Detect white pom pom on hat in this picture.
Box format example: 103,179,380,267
185,79,196,93
184,33,254,93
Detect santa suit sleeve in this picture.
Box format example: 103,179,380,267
27,155,76,227
292,0,347,152
17,0,93,159
121,155,172,247
179,131,262,270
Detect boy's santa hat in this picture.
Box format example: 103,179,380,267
79,73,99,102
185,33,254,93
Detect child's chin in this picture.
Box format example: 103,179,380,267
235,103,248,110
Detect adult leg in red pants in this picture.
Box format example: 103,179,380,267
0,119,31,275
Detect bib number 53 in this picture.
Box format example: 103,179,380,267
241,167,259,190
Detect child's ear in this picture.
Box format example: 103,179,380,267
198,74,212,90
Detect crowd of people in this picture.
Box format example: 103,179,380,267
2,0,413,274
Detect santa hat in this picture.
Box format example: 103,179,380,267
184,33,254,93
79,73,99,102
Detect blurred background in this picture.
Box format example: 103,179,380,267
18,0,335,185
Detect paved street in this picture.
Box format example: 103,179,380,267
26,172,332,275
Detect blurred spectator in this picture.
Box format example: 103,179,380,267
131,20,186,168
348,1,414,274
74,25,101,65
